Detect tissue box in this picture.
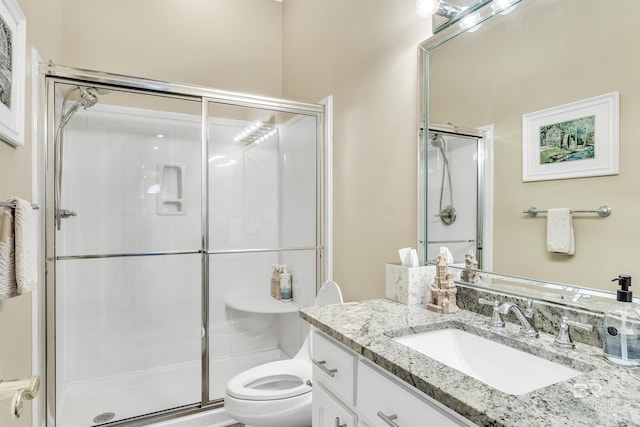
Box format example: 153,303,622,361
385,263,435,306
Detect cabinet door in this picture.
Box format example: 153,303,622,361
357,360,472,427
312,331,357,405
313,382,358,427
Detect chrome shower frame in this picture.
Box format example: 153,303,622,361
38,63,328,427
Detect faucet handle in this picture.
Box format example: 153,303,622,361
524,299,534,318
478,298,505,327
554,316,594,350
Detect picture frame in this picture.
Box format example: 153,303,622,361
522,92,619,182
0,0,25,147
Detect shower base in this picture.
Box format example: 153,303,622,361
149,407,235,427
56,350,280,426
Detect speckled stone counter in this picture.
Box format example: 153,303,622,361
300,299,640,427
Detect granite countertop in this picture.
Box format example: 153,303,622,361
300,299,640,427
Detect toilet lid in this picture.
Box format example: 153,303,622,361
226,359,312,401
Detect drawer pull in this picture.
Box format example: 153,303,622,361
334,416,347,427
312,359,338,377
377,411,399,427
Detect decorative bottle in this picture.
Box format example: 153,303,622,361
604,275,640,366
270,265,279,298
274,265,282,300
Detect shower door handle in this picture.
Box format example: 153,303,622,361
58,208,78,219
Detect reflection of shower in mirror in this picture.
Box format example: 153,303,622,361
425,127,489,268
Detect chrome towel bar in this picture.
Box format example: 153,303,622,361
523,206,611,217
0,201,39,210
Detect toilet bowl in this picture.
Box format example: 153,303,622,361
224,280,343,427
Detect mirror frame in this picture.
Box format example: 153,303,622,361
416,0,639,310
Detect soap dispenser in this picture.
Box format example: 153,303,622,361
280,266,292,301
604,275,640,366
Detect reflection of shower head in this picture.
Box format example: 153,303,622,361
430,133,445,149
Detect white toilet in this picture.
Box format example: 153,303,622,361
224,280,343,427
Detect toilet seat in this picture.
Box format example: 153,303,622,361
226,359,311,401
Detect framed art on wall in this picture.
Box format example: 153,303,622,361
0,0,25,147
522,92,619,182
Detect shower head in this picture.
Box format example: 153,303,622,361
78,88,99,109
59,87,105,128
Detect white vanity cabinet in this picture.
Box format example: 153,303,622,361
313,382,358,427
357,360,472,427
312,331,474,427
311,330,357,405
311,331,358,427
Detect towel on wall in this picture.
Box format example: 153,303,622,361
0,205,17,299
0,197,37,299
547,208,575,255
9,197,37,293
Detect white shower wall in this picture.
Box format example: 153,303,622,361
55,103,318,425
57,107,202,256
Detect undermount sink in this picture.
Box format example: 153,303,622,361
393,327,585,395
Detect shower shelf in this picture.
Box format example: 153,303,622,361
225,296,300,314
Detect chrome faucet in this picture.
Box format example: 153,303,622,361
498,301,539,338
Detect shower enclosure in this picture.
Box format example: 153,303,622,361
419,124,492,269
42,65,327,426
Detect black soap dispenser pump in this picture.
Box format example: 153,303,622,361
604,275,640,366
614,275,633,302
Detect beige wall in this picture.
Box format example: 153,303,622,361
60,0,283,97
429,0,640,291
0,1,63,426
282,0,430,302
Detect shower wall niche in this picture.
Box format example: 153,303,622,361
46,75,325,426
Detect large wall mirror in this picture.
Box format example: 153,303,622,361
419,0,640,307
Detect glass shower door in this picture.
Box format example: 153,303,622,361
50,83,204,426
206,102,321,401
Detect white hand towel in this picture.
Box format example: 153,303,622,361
547,208,575,255
0,205,17,299
8,197,37,294
439,246,454,264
